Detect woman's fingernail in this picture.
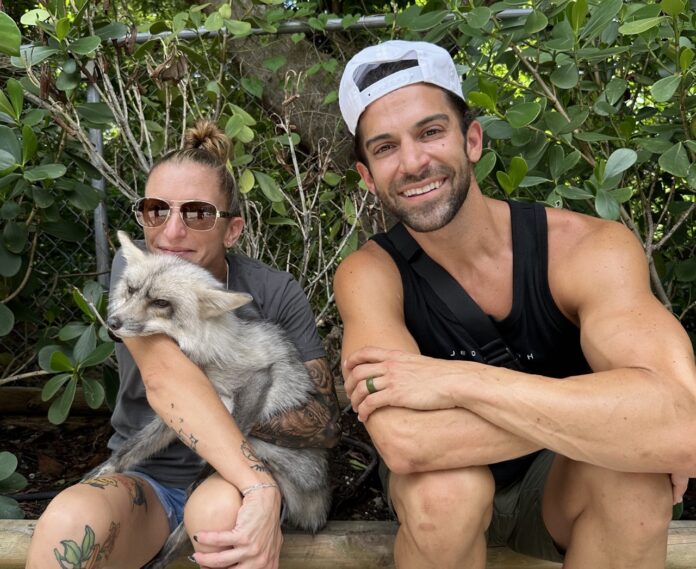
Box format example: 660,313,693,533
188,554,198,564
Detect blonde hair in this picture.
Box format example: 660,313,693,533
149,120,240,216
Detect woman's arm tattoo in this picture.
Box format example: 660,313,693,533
241,439,270,472
250,358,342,449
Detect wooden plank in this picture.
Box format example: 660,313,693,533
2,519,695,569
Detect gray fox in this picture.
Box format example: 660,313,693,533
90,230,330,568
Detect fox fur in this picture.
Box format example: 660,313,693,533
89,230,330,568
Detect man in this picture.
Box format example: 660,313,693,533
334,40,696,568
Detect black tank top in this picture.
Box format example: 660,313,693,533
371,201,591,487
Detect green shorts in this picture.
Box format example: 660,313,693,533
379,450,564,563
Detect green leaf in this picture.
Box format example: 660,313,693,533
0,125,21,162
409,10,448,31
0,304,14,336
55,17,71,41
482,119,513,140
604,148,637,179
680,47,694,72
574,131,621,142
204,11,223,31
618,16,668,35
59,322,87,341
24,164,67,182
605,78,627,105
474,151,497,181
3,220,28,253
48,377,77,424
651,75,680,102
41,373,72,401
595,189,620,220
81,377,105,409
50,351,75,373
519,176,551,187
467,91,496,113
661,0,686,16
20,8,50,25
0,452,17,481
267,217,298,226
225,19,252,36
253,170,284,202
506,102,541,128
468,7,491,28
323,90,337,105
0,13,21,57
239,169,254,194
41,221,88,242
0,496,24,519
524,10,548,34
0,472,27,494
550,63,579,89
7,79,23,119
508,156,528,188
263,55,286,73
0,149,16,172
22,125,37,164
12,46,61,67
74,325,96,363
76,102,114,127
81,342,114,368
68,36,102,55
241,77,263,99
0,242,21,277
95,22,129,41
556,185,594,199
323,172,342,186
496,171,514,194
659,142,690,177
581,0,622,41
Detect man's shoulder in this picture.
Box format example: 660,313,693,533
546,207,637,257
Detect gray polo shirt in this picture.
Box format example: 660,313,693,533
107,247,325,487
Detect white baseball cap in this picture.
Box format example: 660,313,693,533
339,40,465,135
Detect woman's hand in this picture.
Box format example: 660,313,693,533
192,486,283,568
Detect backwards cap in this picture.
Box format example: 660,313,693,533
338,40,465,135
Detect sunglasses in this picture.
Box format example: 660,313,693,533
132,197,234,231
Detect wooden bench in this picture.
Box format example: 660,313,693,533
2,519,695,568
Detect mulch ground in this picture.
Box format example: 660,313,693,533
1,409,393,522
3,412,695,523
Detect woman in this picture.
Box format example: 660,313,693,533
27,120,340,569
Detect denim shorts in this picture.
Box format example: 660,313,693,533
126,471,187,532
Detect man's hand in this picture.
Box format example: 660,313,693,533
671,474,691,505
344,346,474,421
192,487,283,568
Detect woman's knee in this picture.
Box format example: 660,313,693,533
184,473,242,536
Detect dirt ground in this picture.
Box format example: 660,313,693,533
1,410,393,522
3,413,695,523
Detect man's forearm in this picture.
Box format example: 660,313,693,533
250,358,342,448
367,406,540,474
453,363,696,473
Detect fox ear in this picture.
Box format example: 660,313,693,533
199,289,252,318
117,230,145,265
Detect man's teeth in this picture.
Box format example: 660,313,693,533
403,180,442,197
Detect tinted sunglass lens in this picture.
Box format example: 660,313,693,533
180,201,217,229
139,199,170,227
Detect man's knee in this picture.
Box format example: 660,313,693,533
551,459,672,542
391,466,495,531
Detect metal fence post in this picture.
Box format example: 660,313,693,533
87,84,110,289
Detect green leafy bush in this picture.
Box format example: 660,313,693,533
0,451,27,519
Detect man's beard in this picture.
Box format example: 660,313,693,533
378,162,471,233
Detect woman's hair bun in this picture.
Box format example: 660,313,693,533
183,119,230,163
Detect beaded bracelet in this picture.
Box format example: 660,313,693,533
241,482,279,497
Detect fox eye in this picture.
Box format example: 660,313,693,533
152,299,170,308
127,285,137,295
